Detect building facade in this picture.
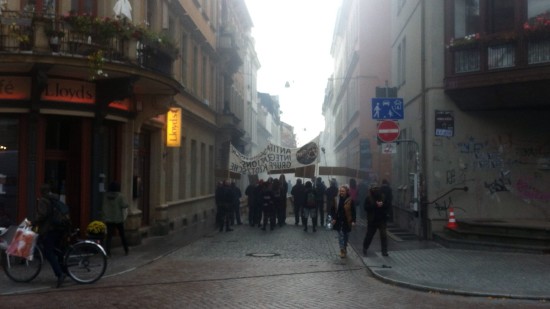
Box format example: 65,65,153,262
390,0,550,238
322,0,392,188
0,0,254,244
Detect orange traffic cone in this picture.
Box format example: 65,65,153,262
446,207,458,229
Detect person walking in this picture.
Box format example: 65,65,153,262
260,180,276,231
277,174,288,226
330,185,356,258
314,177,326,227
325,178,338,226
380,179,393,222
33,184,68,288
102,181,130,257
302,181,318,232
362,183,389,257
290,179,305,226
231,181,242,225
245,180,257,227
219,180,234,232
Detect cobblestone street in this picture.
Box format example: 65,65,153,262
1,221,547,308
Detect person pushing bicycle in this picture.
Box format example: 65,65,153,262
32,183,71,288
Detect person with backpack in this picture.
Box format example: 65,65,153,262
33,183,69,288
102,181,129,257
302,181,318,232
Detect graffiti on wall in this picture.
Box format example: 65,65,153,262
454,136,550,202
515,177,550,202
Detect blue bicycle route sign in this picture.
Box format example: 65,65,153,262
371,98,404,120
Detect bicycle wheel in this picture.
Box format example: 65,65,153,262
2,246,43,283
64,241,107,284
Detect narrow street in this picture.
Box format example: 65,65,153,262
1,220,547,308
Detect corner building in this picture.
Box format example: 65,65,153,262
0,0,251,244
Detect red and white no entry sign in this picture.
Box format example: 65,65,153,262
377,120,400,143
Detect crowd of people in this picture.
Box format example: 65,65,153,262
215,175,393,259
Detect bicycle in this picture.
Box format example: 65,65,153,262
1,221,108,285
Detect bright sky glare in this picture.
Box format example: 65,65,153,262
244,0,342,146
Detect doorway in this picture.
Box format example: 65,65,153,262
43,116,82,228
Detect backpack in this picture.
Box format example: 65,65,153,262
49,198,71,229
306,191,316,208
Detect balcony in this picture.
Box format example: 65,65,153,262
445,32,550,110
0,11,177,77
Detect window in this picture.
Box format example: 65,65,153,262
201,143,206,195
489,0,514,33
454,0,480,38
193,46,198,93
22,0,56,13
179,137,187,199
0,117,19,224
202,56,207,98
70,0,96,15
190,139,197,197
397,37,406,86
181,34,188,84
528,0,550,18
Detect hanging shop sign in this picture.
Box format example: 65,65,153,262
166,107,181,147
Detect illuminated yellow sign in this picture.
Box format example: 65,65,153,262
166,107,181,147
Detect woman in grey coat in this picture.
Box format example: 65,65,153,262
102,181,129,256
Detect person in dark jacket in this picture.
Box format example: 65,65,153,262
260,180,276,231
330,185,356,258
277,174,288,226
33,183,67,288
302,181,317,232
219,180,234,232
102,181,129,257
325,178,338,222
290,179,305,226
230,181,242,225
245,181,257,226
362,183,389,257
314,177,326,227
380,179,393,222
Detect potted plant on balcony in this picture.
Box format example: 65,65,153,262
8,22,32,50
447,33,480,51
523,11,550,40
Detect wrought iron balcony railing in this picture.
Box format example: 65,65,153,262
0,11,176,76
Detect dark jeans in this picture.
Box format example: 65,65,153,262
293,203,301,224
39,230,64,278
106,222,129,255
232,201,242,225
362,221,388,254
315,200,324,226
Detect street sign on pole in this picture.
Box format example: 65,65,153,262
377,120,400,143
371,98,404,120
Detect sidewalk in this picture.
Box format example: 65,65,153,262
2,218,550,301
349,218,550,301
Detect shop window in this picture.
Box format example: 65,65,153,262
0,118,19,226
45,117,71,151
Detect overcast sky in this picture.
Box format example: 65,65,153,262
244,0,342,146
